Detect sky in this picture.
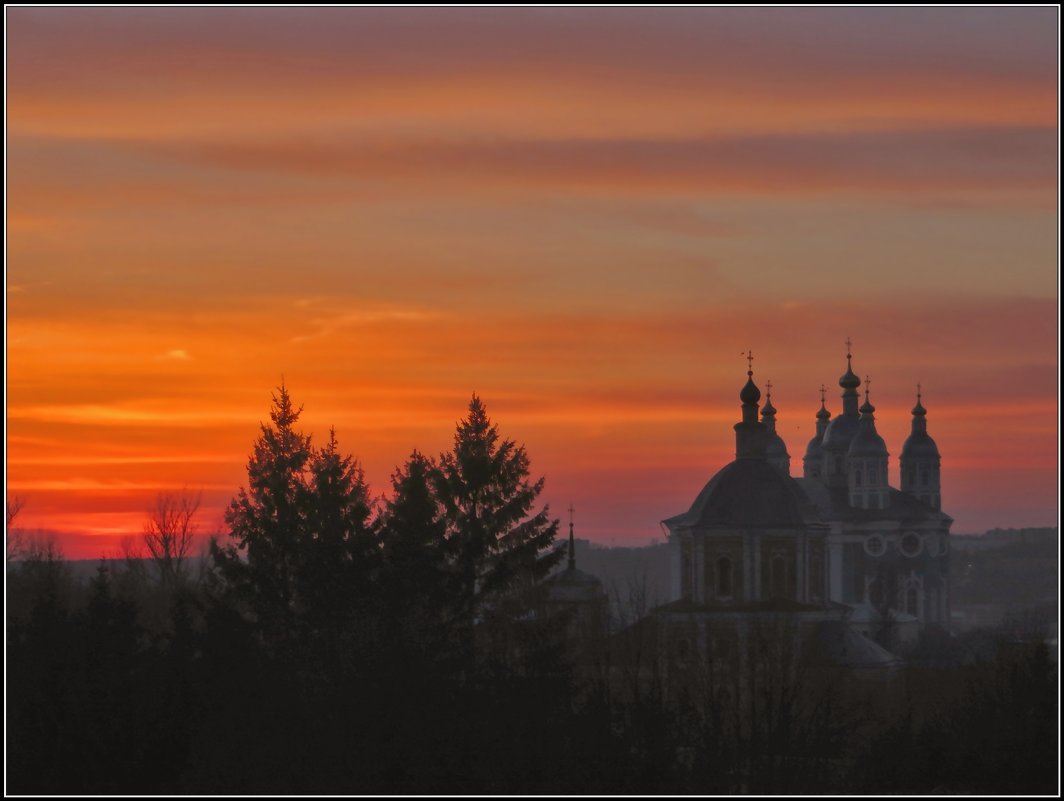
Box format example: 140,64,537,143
6,7,1059,558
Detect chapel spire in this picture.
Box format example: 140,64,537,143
803,384,833,479
761,380,791,475
901,383,941,510
847,375,889,509
734,350,767,460
821,339,864,487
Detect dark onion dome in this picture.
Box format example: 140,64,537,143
840,360,861,391
816,403,831,421
665,459,819,529
740,372,761,405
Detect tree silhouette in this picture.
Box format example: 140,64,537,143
433,395,561,667
378,450,451,650
214,383,313,639
143,489,201,588
212,383,380,668
301,426,377,658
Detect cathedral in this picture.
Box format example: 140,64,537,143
660,344,952,656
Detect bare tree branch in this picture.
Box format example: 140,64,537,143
144,488,202,586
6,495,28,560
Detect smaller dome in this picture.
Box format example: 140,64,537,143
761,397,777,417
822,413,860,452
766,432,789,458
548,567,605,603
840,361,861,390
848,426,888,458
740,373,761,405
912,385,927,417
816,404,831,421
860,398,875,415
901,431,940,459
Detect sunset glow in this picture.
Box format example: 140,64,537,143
6,7,1058,558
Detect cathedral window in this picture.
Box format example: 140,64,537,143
854,469,862,486
716,556,733,599
770,554,787,599
869,466,877,483
809,551,823,602
900,532,922,557
906,587,919,616
681,539,692,598
921,470,929,486
864,535,885,557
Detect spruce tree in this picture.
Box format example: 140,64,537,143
214,383,313,638
213,384,375,656
434,395,561,636
377,450,452,661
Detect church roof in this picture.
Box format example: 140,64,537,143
546,566,605,603
821,412,860,452
793,479,953,524
664,458,824,530
816,620,904,670
652,596,831,615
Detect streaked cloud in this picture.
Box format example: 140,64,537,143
5,8,1057,555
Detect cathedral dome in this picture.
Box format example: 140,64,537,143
677,459,815,528
804,433,824,460
901,430,940,459
848,425,888,458
740,375,761,405
766,433,789,460
839,363,861,390
821,413,860,452
849,396,888,458
547,566,605,603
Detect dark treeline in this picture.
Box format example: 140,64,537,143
6,388,1059,794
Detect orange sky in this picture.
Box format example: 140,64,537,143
6,8,1059,558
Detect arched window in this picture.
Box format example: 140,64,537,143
921,470,929,487
771,554,787,599
809,551,823,602
869,466,877,483
716,556,732,598
906,587,919,616
854,469,863,486
835,457,843,473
